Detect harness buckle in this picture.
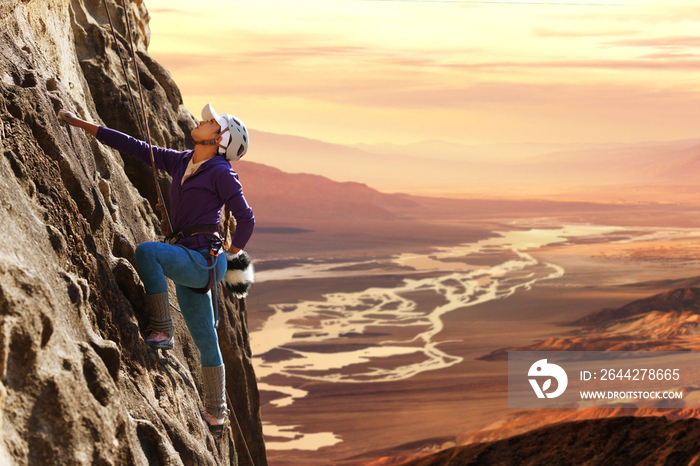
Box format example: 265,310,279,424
165,231,185,245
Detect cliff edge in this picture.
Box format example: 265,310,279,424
0,0,266,464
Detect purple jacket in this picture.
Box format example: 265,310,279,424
96,127,255,250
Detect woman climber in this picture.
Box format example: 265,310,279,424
58,104,255,436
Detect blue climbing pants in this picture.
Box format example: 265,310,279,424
135,242,228,367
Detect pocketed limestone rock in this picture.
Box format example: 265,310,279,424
0,1,266,464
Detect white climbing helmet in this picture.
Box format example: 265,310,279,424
201,103,249,161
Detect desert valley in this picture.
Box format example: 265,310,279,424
232,137,700,465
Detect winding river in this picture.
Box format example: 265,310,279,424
251,224,694,450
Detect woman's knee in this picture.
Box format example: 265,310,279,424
135,242,158,267
200,349,223,367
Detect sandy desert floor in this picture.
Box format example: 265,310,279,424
244,211,700,465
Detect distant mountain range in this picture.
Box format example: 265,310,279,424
234,158,698,228
234,160,418,221
233,158,700,262
247,129,700,202
478,286,700,359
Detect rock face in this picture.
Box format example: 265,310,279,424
0,1,266,465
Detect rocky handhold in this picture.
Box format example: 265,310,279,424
153,373,167,388
0,1,266,465
89,334,121,382
111,256,143,310
135,419,185,466
46,223,68,254
80,342,116,407
40,313,53,348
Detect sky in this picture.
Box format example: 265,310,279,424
143,0,700,147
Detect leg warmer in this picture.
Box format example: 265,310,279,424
146,292,172,337
202,364,227,419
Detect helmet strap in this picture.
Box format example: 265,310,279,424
193,127,230,150
193,138,219,146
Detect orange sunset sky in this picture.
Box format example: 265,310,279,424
143,0,700,149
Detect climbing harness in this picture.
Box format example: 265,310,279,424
166,223,223,327
165,224,220,250
102,0,173,236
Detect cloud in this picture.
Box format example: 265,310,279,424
144,0,700,146
605,36,700,49
148,8,182,14
147,52,214,71
239,45,371,60
340,81,700,110
154,28,700,76
534,28,642,38
151,45,700,110
152,45,454,72
162,57,700,110
640,52,700,60
443,58,700,71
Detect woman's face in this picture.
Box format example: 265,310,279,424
191,118,221,142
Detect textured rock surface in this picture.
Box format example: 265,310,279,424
0,0,266,464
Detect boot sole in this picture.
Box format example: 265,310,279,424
209,423,225,437
146,340,174,350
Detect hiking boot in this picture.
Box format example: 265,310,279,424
145,292,174,349
201,410,227,437
201,365,227,437
146,331,174,350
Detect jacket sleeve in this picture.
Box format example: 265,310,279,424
215,167,255,249
96,126,182,177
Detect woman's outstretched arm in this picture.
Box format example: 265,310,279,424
58,109,98,137
58,109,183,176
